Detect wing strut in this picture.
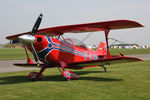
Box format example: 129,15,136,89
104,29,111,58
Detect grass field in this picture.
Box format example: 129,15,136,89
0,61,150,100
0,48,150,100
110,48,150,55
0,48,33,60
0,48,150,60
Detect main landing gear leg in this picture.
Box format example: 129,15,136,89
100,65,107,72
28,65,46,81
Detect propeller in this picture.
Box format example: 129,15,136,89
31,13,43,36
19,13,43,66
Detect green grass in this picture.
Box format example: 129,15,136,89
0,48,33,60
0,61,150,100
110,48,150,55
0,48,150,60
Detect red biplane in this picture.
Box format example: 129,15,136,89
6,14,144,81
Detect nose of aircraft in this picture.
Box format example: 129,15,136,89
19,34,35,45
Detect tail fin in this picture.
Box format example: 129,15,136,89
96,42,107,56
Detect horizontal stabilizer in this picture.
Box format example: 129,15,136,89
14,62,58,68
14,63,44,68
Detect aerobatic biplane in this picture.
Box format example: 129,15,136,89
6,14,144,81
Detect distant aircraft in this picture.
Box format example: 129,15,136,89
6,14,143,81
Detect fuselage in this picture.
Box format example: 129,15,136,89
27,35,99,67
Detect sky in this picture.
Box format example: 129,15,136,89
0,0,150,46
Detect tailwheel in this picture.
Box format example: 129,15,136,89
100,65,107,72
62,70,79,81
65,78,71,81
28,72,45,81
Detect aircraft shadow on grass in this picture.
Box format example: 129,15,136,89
0,71,122,85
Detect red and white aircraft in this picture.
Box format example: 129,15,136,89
6,14,144,81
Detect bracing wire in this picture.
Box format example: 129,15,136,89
77,32,93,46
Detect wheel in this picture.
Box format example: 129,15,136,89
62,70,79,80
64,78,70,81
28,72,45,81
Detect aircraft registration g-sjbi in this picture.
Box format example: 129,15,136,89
6,14,144,81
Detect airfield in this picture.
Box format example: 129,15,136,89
0,54,150,73
0,48,150,100
0,60,39,73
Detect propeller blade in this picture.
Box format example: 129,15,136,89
31,13,43,35
31,44,40,66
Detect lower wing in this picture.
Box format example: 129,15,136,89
69,56,143,69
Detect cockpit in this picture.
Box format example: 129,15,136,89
48,34,88,49
62,38,88,49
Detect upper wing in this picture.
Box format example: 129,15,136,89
6,20,143,40
69,56,143,69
